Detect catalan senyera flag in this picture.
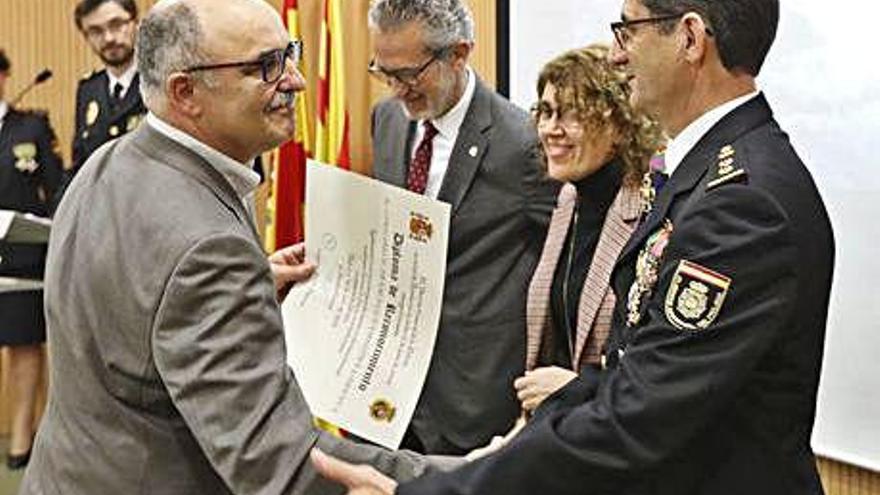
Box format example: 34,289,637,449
315,0,351,168
265,0,311,252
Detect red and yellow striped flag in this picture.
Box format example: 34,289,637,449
315,0,351,168
265,0,311,252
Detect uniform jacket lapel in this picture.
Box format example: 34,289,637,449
110,74,144,120
436,79,492,215
525,184,577,369
614,94,774,285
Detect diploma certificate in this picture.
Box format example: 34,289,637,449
282,160,450,448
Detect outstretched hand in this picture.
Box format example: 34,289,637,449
311,448,397,495
268,242,316,302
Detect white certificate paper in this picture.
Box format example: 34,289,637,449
282,160,450,449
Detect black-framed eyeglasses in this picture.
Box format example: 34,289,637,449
183,40,302,84
367,53,439,87
610,13,689,48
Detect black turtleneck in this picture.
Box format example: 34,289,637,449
545,159,623,368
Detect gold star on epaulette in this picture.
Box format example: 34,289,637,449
80,69,99,81
707,144,748,190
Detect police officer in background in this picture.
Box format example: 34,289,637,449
71,0,146,175
0,48,63,470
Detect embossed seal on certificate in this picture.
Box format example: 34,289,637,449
369,399,396,422
408,212,433,243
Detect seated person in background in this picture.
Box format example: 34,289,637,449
515,43,663,414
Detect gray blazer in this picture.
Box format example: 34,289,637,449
20,123,432,494
372,78,559,453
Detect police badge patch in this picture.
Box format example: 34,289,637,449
664,260,731,331
12,142,39,173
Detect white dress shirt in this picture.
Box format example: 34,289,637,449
107,63,138,99
409,66,477,199
145,113,260,217
664,90,760,176
0,101,8,135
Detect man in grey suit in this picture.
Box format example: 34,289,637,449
19,0,435,493
367,0,559,455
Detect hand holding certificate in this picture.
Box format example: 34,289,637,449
282,161,450,448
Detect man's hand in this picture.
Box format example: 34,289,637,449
311,448,397,495
268,242,316,302
464,414,527,461
513,366,577,412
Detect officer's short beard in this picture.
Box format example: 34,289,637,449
100,44,135,70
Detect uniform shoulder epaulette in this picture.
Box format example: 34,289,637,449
80,68,104,82
9,106,49,119
706,144,749,191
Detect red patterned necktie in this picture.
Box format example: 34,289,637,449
406,121,439,194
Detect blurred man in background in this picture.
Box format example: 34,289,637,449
71,0,146,175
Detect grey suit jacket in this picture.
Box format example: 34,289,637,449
371,78,559,453
20,123,433,494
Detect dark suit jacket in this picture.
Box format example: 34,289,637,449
398,94,834,494
525,183,641,371
0,107,62,278
21,123,433,494
70,69,146,174
371,78,559,453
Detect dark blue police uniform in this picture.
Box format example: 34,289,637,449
398,94,835,495
0,107,63,345
71,69,146,174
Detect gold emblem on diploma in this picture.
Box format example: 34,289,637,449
369,399,396,423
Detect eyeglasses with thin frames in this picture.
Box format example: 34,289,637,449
367,53,439,88
83,16,135,42
183,40,302,84
531,101,583,133
610,13,697,48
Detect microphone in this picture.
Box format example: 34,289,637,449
10,68,53,107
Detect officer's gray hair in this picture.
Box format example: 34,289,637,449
136,1,210,108
368,0,474,54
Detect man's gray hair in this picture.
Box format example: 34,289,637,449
368,0,474,53
136,1,208,108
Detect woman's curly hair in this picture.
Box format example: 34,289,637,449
535,43,663,188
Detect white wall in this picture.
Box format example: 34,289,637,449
510,0,880,471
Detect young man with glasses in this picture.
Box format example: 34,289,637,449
71,0,146,175
314,0,834,493
19,1,441,493
367,0,559,457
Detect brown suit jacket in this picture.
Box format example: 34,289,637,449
525,183,641,370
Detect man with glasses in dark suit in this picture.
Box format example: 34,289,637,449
368,0,559,456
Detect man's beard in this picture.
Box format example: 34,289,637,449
100,44,134,69
401,69,458,121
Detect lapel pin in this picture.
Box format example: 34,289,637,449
468,145,478,158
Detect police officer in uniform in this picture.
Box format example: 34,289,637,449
0,49,63,469
71,0,145,175
312,1,836,494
